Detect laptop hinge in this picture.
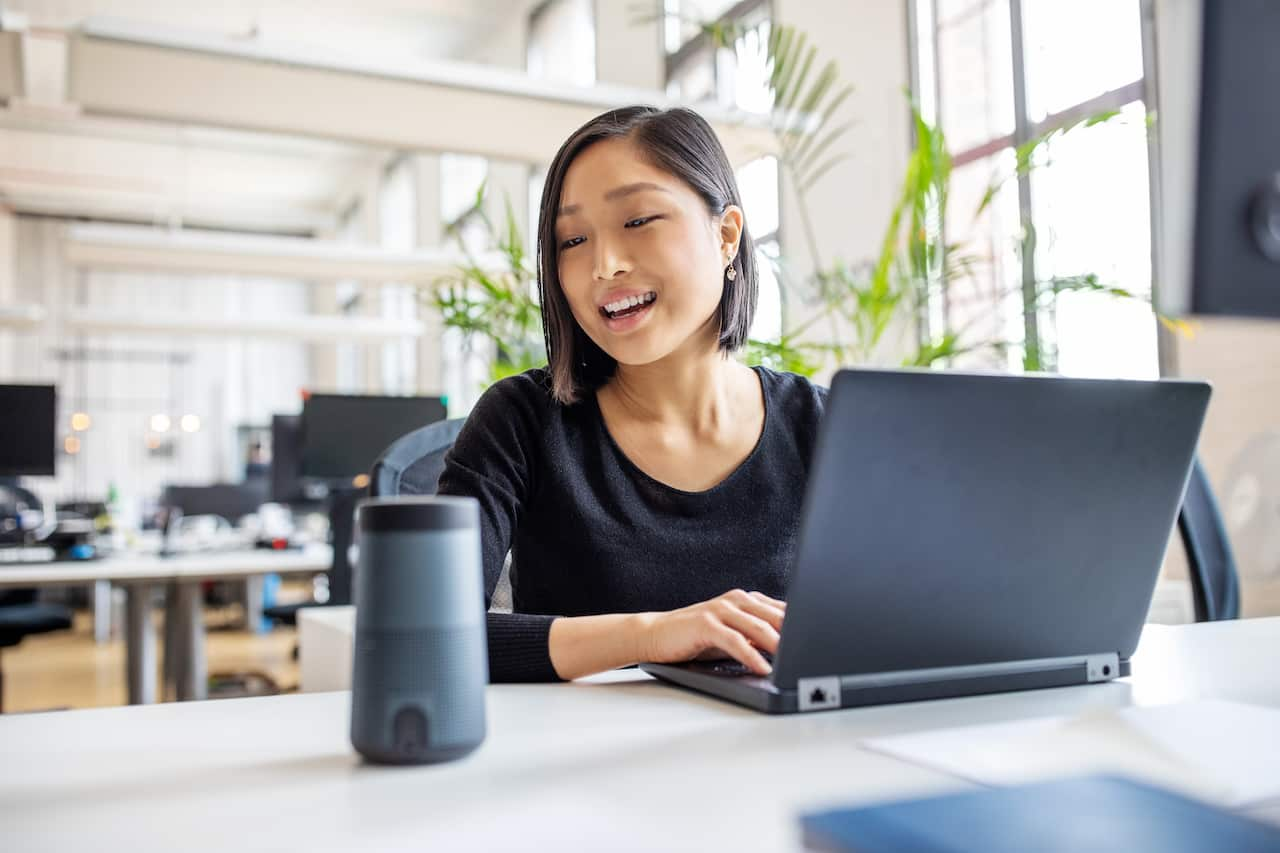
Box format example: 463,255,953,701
1085,652,1121,682
833,652,1123,692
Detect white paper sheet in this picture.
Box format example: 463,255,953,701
863,699,1280,808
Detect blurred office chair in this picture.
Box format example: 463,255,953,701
1178,457,1241,622
368,418,511,612
0,589,73,713
369,418,465,498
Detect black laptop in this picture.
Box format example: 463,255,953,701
641,368,1211,713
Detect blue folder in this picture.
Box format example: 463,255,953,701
800,775,1280,853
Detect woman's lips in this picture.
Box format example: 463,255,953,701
601,296,656,333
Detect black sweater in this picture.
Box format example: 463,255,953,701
436,366,828,682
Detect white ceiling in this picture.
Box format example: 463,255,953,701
5,0,545,62
0,108,387,235
0,0,545,235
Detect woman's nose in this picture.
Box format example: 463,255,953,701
592,237,631,281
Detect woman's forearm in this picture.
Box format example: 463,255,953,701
547,612,655,680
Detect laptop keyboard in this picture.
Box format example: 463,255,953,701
689,651,774,677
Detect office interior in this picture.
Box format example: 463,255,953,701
1,0,1278,848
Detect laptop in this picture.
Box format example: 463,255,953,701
640,368,1212,714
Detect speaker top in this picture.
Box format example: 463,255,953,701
358,495,479,533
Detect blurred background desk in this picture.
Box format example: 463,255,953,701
0,545,330,704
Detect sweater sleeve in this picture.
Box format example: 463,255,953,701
436,372,563,683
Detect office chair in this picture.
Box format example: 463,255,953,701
368,418,512,612
369,418,466,498
0,589,73,713
1178,457,1242,622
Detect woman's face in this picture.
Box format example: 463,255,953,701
553,137,742,368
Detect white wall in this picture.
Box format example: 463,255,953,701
775,0,914,377
1170,319,1280,617
467,9,528,70
594,0,664,90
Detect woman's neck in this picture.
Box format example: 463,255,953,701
604,328,750,436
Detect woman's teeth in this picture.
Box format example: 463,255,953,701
602,292,656,317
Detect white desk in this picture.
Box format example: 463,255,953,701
0,546,331,704
2,618,1277,852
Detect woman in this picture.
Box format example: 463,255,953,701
438,105,827,682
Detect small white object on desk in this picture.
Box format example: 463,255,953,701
298,604,355,693
864,698,1280,809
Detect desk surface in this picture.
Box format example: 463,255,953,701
2,617,1278,852
0,544,331,587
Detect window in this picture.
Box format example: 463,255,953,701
736,155,782,343
334,210,364,393
915,0,1157,378
439,153,491,412
440,153,489,255
527,0,596,87
665,0,771,112
377,157,418,394
665,2,781,345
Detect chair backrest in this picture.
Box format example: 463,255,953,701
369,418,466,498
1178,457,1242,621
369,417,514,613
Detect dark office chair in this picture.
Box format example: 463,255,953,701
369,418,466,499
368,418,512,611
0,589,73,713
1178,457,1241,622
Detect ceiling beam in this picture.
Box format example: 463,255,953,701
0,302,45,328
64,307,423,342
63,223,505,283
67,18,777,166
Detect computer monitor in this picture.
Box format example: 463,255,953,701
299,393,447,482
160,481,269,524
1157,0,1280,318
0,384,56,476
270,414,306,504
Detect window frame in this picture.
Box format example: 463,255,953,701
665,0,771,107
912,0,1157,373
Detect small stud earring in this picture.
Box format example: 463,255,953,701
725,263,737,281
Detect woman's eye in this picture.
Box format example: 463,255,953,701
560,236,585,250
625,216,657,228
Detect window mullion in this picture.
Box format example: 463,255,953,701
1008,0,1043,370
1139,0,1175,377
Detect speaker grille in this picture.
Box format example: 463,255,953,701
352,626,485,747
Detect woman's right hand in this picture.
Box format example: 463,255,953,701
632,589,787,676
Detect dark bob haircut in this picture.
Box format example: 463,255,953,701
536,105,759,405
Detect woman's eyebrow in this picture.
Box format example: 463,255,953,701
557,182,670,218
603,181,670,202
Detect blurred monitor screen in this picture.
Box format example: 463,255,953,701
299,394,447,482
0,384,56,476
270,414,308,504
161,481,269,524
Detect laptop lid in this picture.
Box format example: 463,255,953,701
772,369,1211,690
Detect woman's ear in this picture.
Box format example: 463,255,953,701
718,205,744,261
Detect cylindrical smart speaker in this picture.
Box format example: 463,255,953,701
350,495,488,764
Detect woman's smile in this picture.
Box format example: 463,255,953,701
599,291,658,333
